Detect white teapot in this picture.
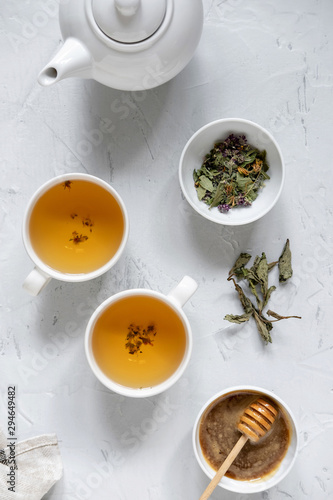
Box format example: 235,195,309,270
38,0,204,91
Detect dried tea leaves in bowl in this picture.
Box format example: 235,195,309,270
193,134,270,213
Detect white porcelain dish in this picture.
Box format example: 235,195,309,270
192,385,298,494
179,118,285,225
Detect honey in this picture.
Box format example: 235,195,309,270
199,391,291,481
29,180,124,274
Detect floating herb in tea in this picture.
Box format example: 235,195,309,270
193,134,270,212
224,239,301,343
125,323,157,355
82,217,94,233
68,215,94,242
70,231,88,244
63,180,72,190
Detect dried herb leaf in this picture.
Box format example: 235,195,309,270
279,239,293,282
248,280,262,311
253,310,273,344
254,253,268,304
224,313,253,324
229,278,254,315
236,172,253,192
229,253,252,277
224,240,300,345
199,175,214,192
196,184,206,200
251,255,261,274
262,285,276,309
209,181,226,208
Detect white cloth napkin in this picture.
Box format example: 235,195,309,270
0,428,63,500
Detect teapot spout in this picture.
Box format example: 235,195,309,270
38,38,92,86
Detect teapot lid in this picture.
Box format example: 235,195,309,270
92,0,167,44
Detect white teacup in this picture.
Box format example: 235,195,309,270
22,173,129,296
85,276,198,397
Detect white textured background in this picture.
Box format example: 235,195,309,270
1,0,333,499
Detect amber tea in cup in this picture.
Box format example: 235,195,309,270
23,173,128,295
92,294,186,388
29,178,124,273
85,277,198,397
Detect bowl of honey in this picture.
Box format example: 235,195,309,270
192,386,298,493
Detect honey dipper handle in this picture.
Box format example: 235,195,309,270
199,434,248,500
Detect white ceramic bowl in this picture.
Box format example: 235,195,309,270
179,118,285,225
193,386,298,494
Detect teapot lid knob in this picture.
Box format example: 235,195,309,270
92,0,167,44
114,0,140,16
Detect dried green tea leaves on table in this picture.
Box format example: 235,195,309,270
193,134,270,213
225,240,301,343
278,238,293,282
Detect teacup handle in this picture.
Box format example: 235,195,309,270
23,267,52,296
167,276,198,308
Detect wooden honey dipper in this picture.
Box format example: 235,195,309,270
199,398,278,500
